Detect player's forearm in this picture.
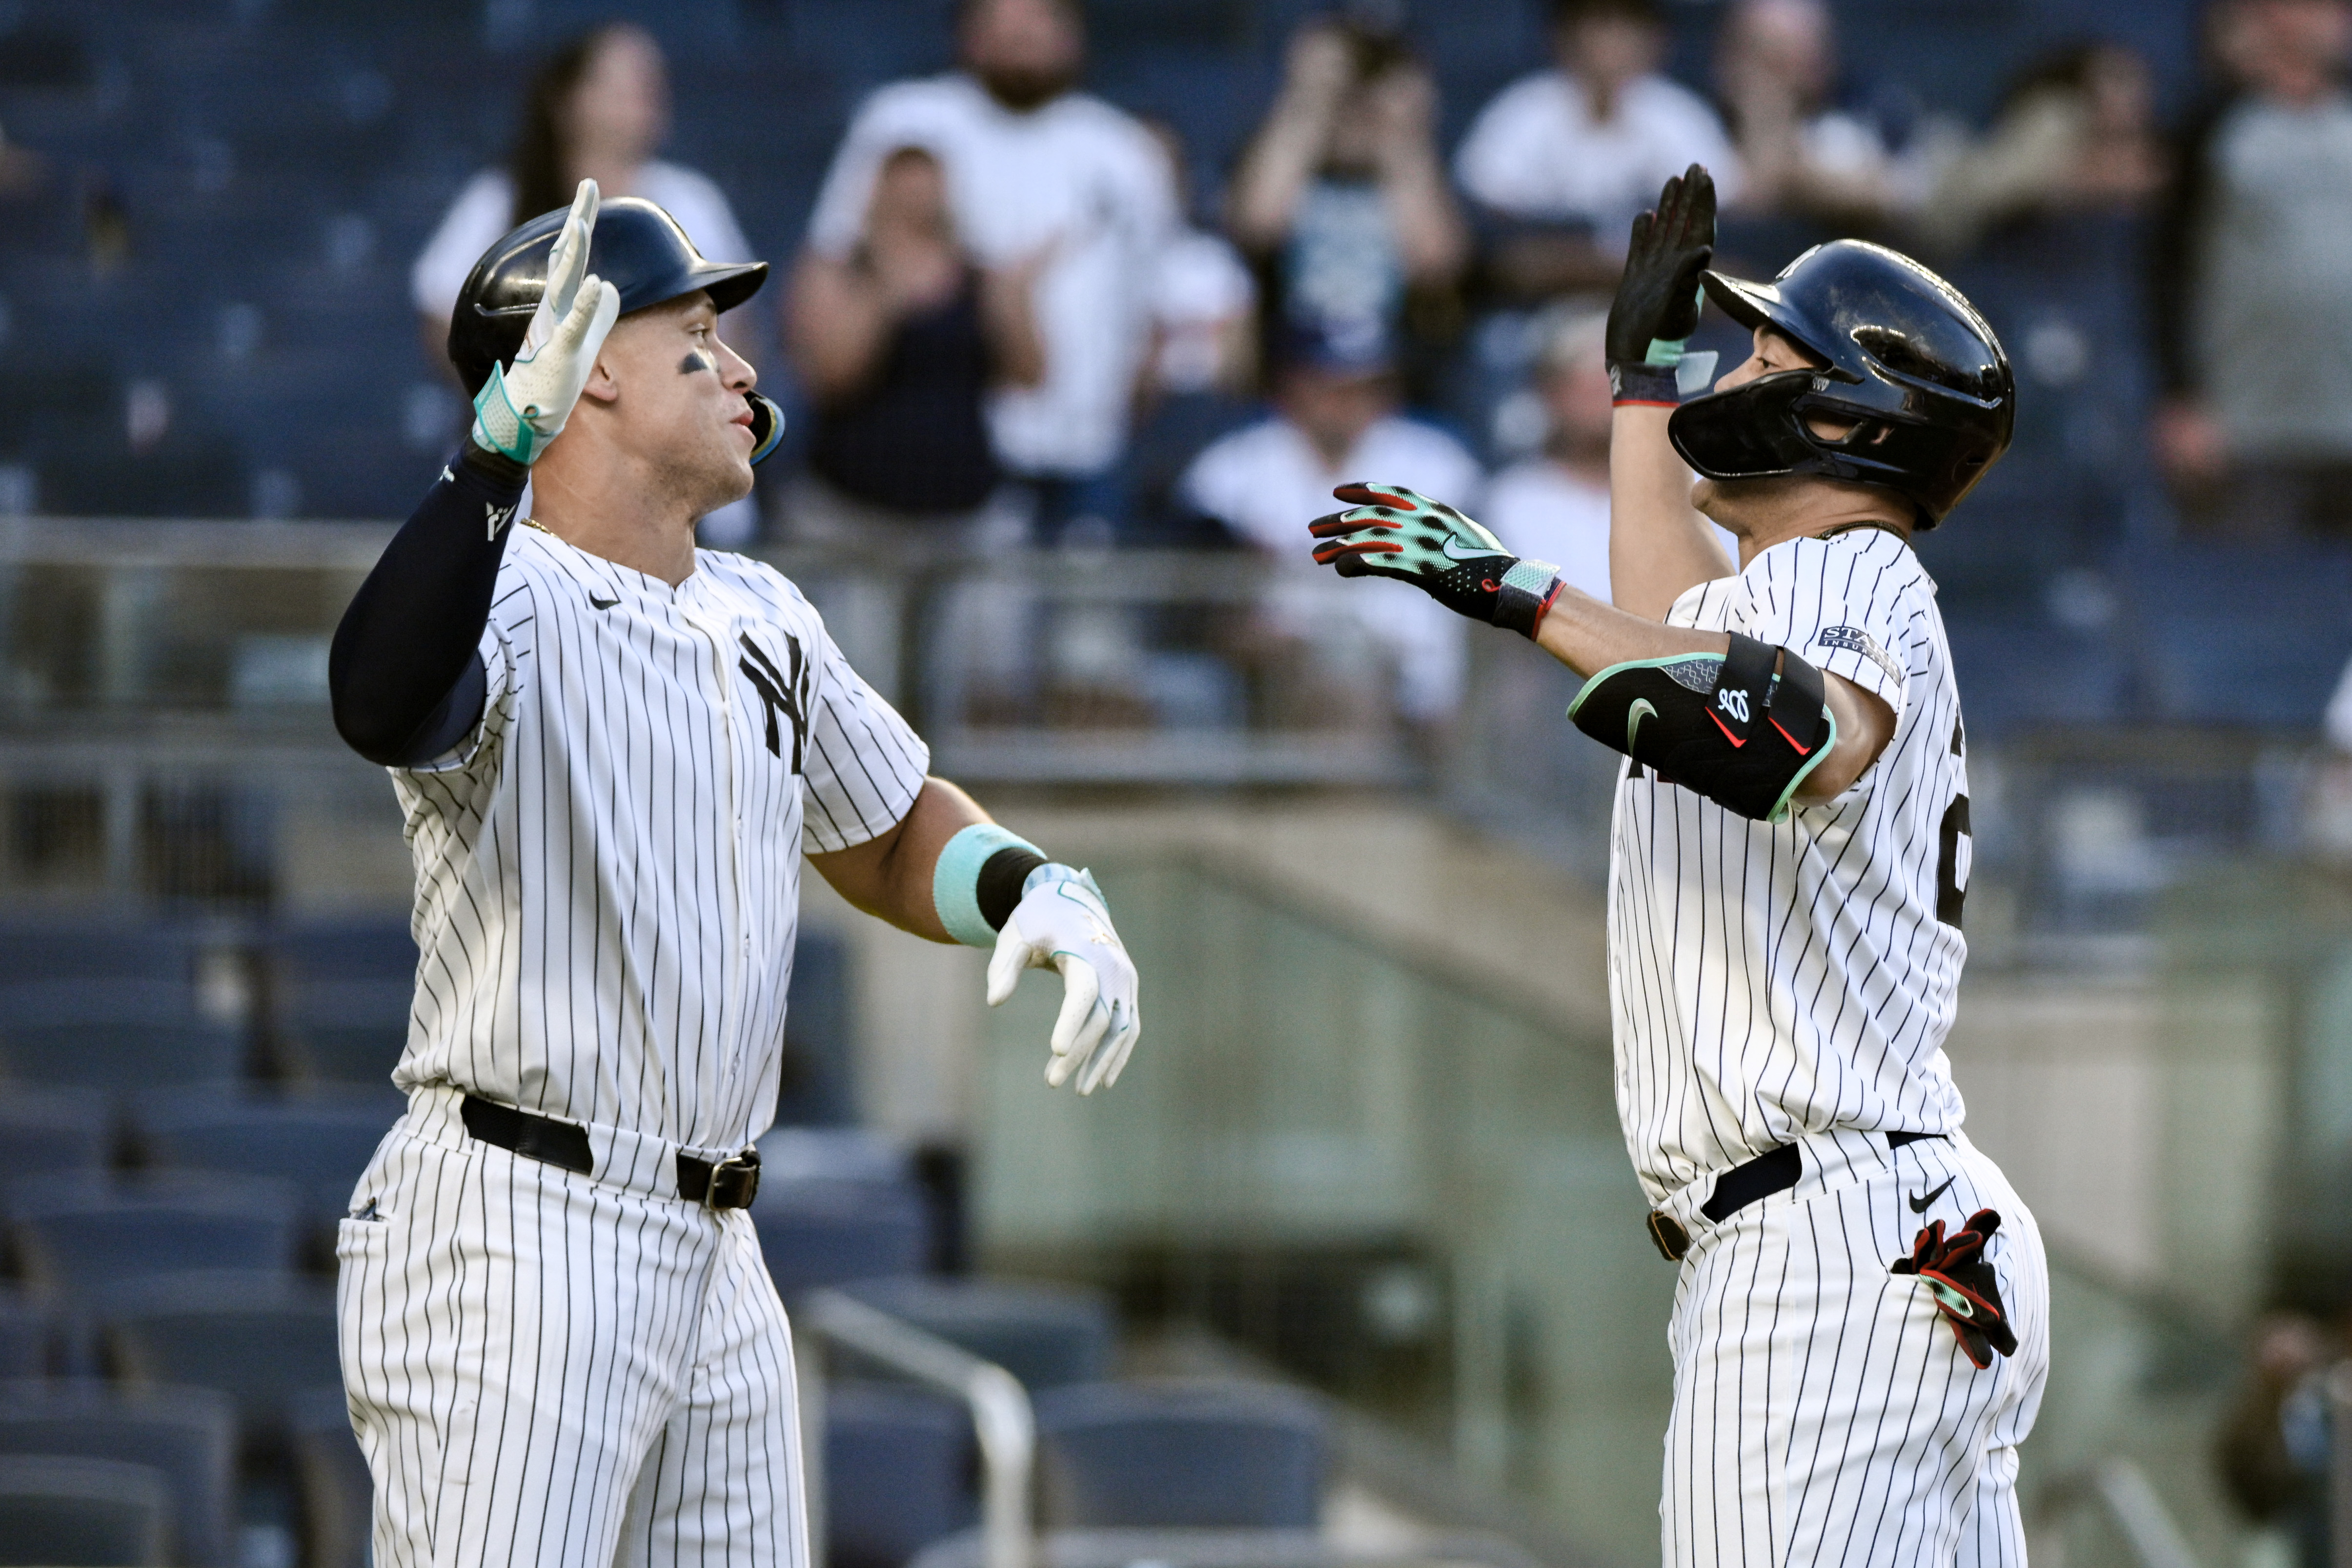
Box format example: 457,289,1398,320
328,445,525,766
1609,405,1735,620
808,776,990,943
1533,587,1729,678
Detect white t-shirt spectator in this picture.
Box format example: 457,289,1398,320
806,74,1177,477
410,162,754,322
1454,70,1742,249
1182,414,1483,719
1150,227,1254,395
1484,457,1739,604
1483,458,1614,602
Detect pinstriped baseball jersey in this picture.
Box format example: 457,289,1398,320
1608,526,1970,1204
387,524,928,1152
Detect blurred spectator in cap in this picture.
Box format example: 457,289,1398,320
411,24,752,351
409,23,759,542
1179,319,1482,725
802,0,1177,547
1714,0,1919,232
1125,121,1259,544
1455,0,1741,302
1911,42,2164,256
1483,308,1736,603
785,145,1047,545
1227,11,1468,402
1140,123,1256,406
1480,308,1615,601
2151,0,2352,537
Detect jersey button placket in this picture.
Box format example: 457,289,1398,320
687,599,755,1117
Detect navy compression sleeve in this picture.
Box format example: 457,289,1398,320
328,446,527,768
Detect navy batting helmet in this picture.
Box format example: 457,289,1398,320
1667,240,2013,527
448,198,783,461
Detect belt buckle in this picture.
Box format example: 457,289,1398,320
704,1149,760,1210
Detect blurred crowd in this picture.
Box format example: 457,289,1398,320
376,0,2352,730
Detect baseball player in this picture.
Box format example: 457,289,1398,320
1307,166,2048,1566
325,182,1141,1568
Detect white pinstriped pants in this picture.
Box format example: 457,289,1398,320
335,1096,809,1568
1660,1129,2049,1568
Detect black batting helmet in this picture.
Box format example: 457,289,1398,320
447,197,783,462
1668,240,2013,527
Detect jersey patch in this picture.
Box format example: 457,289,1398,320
1814,623,1903,685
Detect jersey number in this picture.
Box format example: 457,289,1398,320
1936,794,1971,929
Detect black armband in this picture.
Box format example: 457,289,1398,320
975,846,1049,931
1567,631,1837,821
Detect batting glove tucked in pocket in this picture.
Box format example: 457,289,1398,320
1891,1208,2018,1369
986,867,1140,1096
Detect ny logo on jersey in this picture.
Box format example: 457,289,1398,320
1717,688,1751,723
737,633,811,773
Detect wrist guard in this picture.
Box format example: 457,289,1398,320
932,823,1051,948
1567,631,1837,822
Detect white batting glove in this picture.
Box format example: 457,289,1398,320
986,868,1141,1095
470,178,621,465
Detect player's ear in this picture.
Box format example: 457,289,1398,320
578,347,622,407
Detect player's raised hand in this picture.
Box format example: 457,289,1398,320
1606,163,1716,388
985,867,1140,1095
470,178,622,465
1307,482,1564,639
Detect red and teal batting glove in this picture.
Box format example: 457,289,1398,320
1306,482,1565,640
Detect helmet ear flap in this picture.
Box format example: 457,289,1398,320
746,393,787,466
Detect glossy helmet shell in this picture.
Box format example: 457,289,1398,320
446,197,769,398
1666,239,2014,526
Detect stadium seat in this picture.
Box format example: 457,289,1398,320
750,1178,930,1298
1032,1381,1327,1529
839,1278,1115,1390
0,922,193,985
101,1271,340,1452
824,1382,975,1568
266,918,416,1084
0,1290,52,1379
131,1084,398,1229
774,930,855,1126
0,1453,173,1567
289,1385,368,1568
0,1086,112,1182
0,1380,238,1568
6,1171,302,1293
756,1126,913,1185
0,980,244,1088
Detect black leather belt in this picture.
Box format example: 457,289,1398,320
1645,1130,1944,1262
460,1094,762,1210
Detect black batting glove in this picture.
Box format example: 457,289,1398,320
1891,1208,2019,1369
1606,163,1717,407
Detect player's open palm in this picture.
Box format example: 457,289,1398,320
986,868,1140,1096
472,178,622,465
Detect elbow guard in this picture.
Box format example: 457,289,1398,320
1567,631,1838,822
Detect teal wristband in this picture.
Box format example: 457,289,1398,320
933,824,1044,948
470,364,539,465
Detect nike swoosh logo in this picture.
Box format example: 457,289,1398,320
1908,1176,1956,1213
1440,535,1509,561
588,595,620,610
1626,698,1656,753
